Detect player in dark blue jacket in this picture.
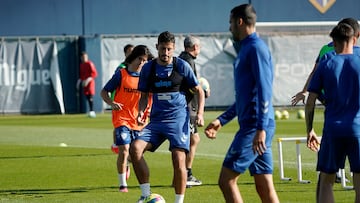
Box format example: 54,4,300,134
204,4,279,203
130,31,205,203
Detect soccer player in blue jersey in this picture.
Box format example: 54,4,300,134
292,17,360,183
204,4,279,203
130,31,205,203
305,23,360,203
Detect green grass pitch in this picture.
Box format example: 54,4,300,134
0,108,355,202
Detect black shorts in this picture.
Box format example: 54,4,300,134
188,97,199,135
189,114,198,134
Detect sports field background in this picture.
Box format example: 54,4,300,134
0,108,355,202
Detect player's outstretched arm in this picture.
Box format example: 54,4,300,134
291,63,318,106
205,103,235,139
291,91,307,106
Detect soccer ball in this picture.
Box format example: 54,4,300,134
281,110,289,120
275,110,282,120
297,109,305,119
198,77,210,92
144,193,166,203
88,111,96,118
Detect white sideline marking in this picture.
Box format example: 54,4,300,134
21,143,317,170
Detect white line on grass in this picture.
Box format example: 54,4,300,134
17,142,317,170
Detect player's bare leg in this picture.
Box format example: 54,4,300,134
352,173,360,203
117,144,129,192
172,148,187,195
218,167,243,203
186,133,200,169
253,174,279,203
130,139,153,202
130,139,150,184
117,145,129,174
186,132,201,186
317,172,335,203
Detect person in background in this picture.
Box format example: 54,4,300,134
179,35,207,187
305,23,360,203
130,31,205,203
77,51,98,118
101,45,153,193
292,17,360,106
117,44,135,70
204,4,279,203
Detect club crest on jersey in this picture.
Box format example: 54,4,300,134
309,0,336,14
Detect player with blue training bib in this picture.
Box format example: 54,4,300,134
130,31,205,203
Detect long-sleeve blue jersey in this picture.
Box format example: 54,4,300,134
220,33,274,130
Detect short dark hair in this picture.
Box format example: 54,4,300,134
124,45,152,64
338,18,360,38
330,23,354,43
158,31,175,44
231,4,257,26
123,44,134,54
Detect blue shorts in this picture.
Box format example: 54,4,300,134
223,126,275,175
136,115,190,152
317,135,360,173
114,126,139,145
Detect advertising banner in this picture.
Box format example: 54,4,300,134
101,35,235,108
101,34,330,107
0,39,64,114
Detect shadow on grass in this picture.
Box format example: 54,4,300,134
0,186,114,195
0,183,222,196
0,153,110,160
0,184,176,196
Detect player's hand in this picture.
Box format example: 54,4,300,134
111,102,123,111
253,130,266,155
291,91,307,106
204,119,221,139
196,113,204,127
137,111,146,126
307,130,320,152
204,89,210,98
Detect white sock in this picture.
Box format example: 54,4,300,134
336,170,341,177
175,194,184,203
118,173,127,187
140,183,151,197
